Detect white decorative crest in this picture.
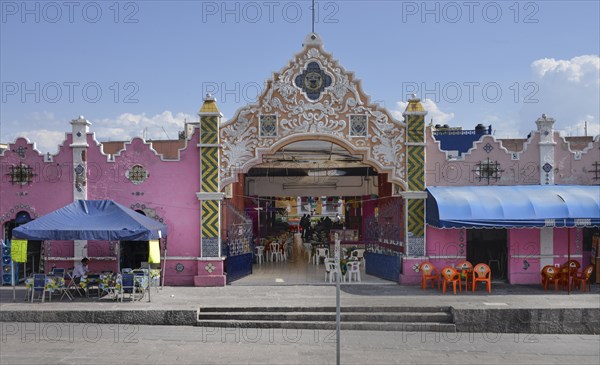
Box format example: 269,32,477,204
220,34,407,189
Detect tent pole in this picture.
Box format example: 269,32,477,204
147,263,151,303
161,238,167,289
12,261,15,302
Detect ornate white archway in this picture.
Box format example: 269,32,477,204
219,33,407,191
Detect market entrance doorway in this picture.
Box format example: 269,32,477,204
467,228,508,281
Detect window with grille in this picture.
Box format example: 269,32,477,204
6,163,35,185
126,165,149,184
473,158,503,184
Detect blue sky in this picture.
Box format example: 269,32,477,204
1,0,599,153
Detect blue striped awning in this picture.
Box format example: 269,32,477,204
426,185,600,229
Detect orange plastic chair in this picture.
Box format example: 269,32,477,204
559,260,580,290
472,263,492,293
563,260,581,270
541,266,561,291
440,267,461,294
540,265,554,289
419,262,439,289
456,260,473,291
572,265,594,292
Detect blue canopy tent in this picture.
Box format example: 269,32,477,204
12,200,168,301
13,200,168,241
426,185,600,293
426,185,600,229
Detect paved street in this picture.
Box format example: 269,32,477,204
1,322,598,364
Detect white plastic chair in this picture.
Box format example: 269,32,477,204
347,261,361,283
351,249,365,260
255,246,264,264
324,259,343,283
270,243,281,262
315,248,329,265
280,242,288,261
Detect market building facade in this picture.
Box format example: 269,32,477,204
2,33,598,287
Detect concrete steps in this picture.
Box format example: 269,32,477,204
197,306,456,332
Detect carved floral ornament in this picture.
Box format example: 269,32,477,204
219,36,407,190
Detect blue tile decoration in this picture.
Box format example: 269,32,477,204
542,163,552,173
294,62,332,101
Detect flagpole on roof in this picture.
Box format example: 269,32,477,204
312,0,315,33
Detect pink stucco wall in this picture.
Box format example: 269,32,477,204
553,227,583,265
1,137,73,274
400,226,466,285
554,134,599,185
426,128,541,187
85,131,202,285
507,229,540,284
425,226,466,261
1,137,73,219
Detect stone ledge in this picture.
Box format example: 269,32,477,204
0,310,198,326
452,307,600,335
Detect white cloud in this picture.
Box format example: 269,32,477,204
531,55,600,84
4,111,196,154
30,111,56,121
522,55,600,137
484,115,523,139
94,111,196,142
392,98,455,125
18,130,67,155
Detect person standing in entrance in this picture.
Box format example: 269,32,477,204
73,257,89,284
301,214,309,241
304,215,312,241
298,214,306,238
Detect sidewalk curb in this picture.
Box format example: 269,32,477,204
0,309,198,326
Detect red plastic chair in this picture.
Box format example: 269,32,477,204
419,262,439,290
440,267,461,294
572,265,594,292
472,263,492,293
541,266,561,291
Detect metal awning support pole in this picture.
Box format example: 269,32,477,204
567,219,571,295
